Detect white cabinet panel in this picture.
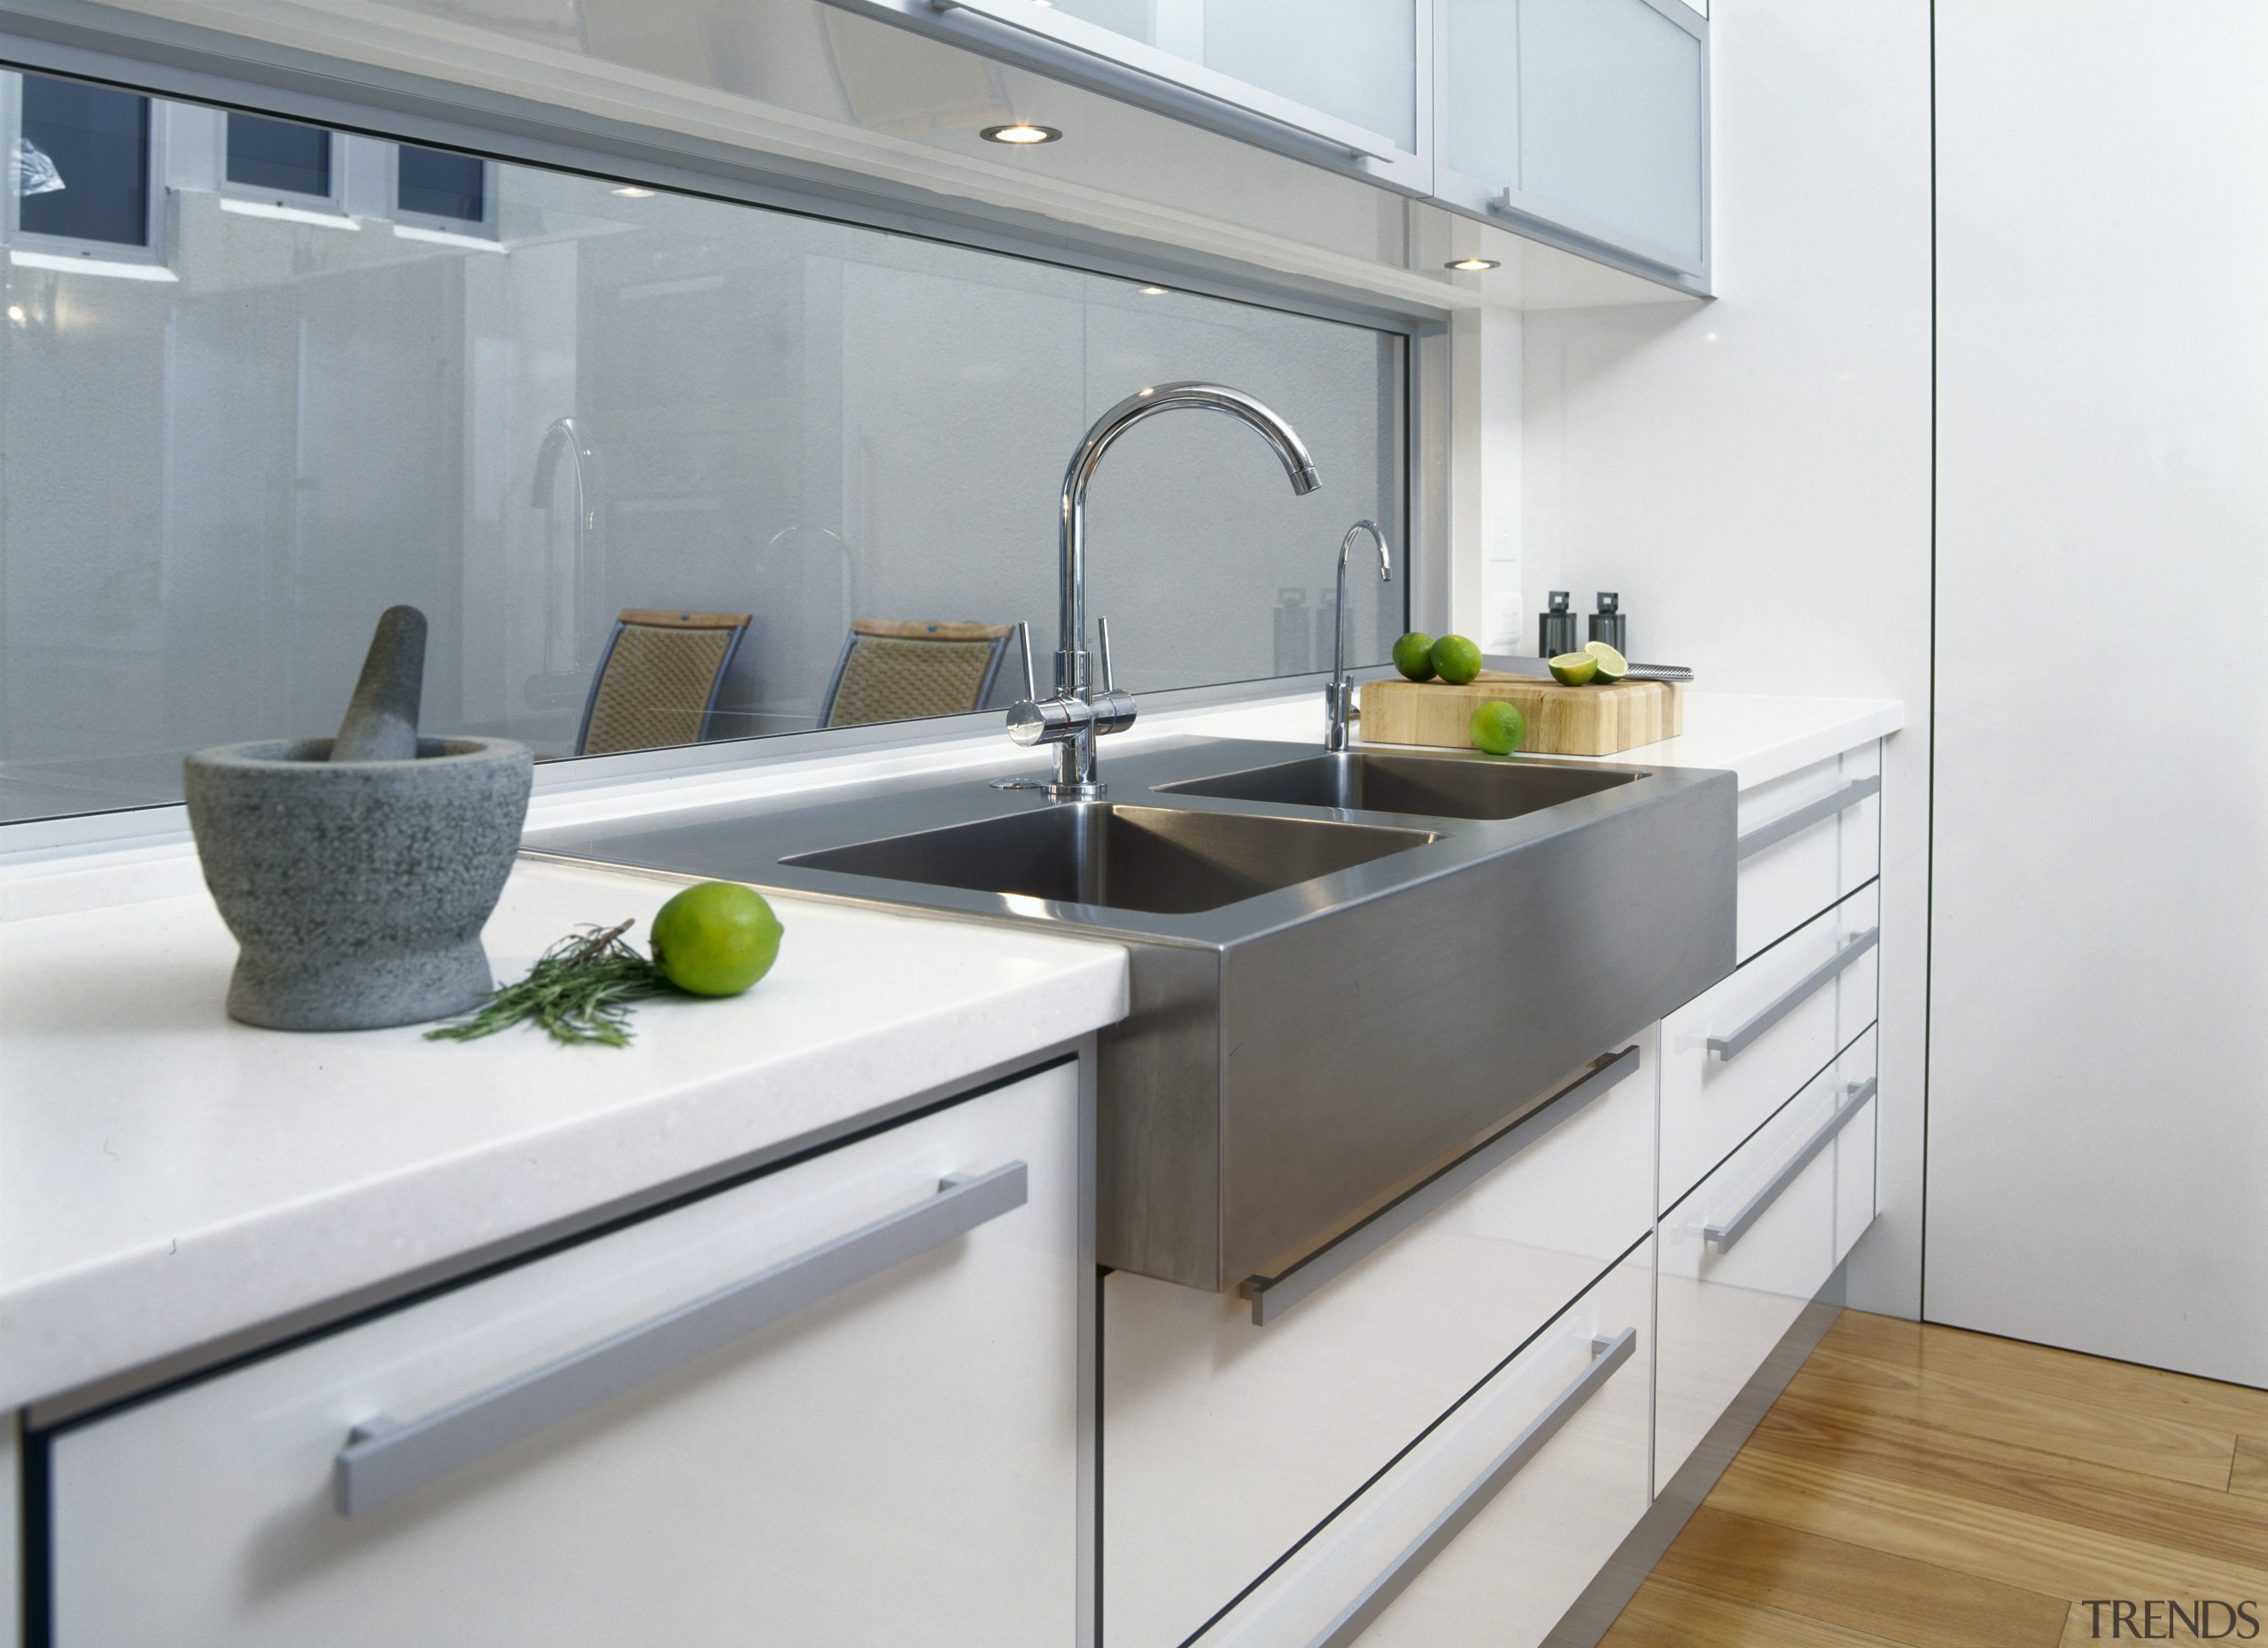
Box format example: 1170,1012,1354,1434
49,1065,1083,1648
1834,1032,1880,1268
1103,1035,1655,1648
1736,742,1880,963
1662,881,1879,1211
1655,1066,1850,1489
1204,1243,1653,1648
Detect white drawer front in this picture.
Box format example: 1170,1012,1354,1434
1735,742,1881,963
1662,878,1879,1212
1655,1049,1872,1489
50,1065,1083,1648
1834,1029,1880,1266
1197,1242,1653,1648
1104,1035,1656,1648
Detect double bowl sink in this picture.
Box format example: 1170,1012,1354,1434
531,742,1736,1294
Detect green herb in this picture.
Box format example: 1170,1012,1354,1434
425,920,677,1048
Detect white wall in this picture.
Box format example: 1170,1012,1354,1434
1516,0,1933,1313
1927,4,2268,1385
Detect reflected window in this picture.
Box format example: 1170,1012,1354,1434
396,144,487,224
13,74,151,248
225,112,332,201
0,80,1409,828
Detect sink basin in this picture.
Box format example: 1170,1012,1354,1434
1157,750,1641,820
782,803,1435,915
530,737,1735,1294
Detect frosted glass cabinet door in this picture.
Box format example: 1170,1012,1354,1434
1445,0,1707,271
1052,0,1422,153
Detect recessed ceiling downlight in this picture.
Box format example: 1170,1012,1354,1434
982,123,1064,145
1446,257,1500,272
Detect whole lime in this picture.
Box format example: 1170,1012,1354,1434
1391,632,1438,680
650,881,783,997
1469,699,1526,757
1431,634,1483,686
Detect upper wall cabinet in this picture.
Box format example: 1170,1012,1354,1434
823,0,1708,292
1440,0,1706,279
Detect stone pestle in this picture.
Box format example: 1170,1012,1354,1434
331,605,427,762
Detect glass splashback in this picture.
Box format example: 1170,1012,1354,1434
0,71,1405,824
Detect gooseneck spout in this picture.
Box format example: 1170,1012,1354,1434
1013,383,1321,798
1325,521,1391,752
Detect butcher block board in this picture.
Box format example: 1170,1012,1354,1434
1358,672,1682,756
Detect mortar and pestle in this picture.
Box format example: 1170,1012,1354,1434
184,607,534,1031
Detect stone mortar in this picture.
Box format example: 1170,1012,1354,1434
183,736,534,1031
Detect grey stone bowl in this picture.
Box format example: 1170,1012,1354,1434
183,736,534,1031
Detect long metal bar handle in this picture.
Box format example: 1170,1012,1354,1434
1704,1079,1876,1253
333,1162,1028,1518
1241,1047,1641,1325
1736,773,1881,861
1707,929,1878,1061
1309,1327,1640,1648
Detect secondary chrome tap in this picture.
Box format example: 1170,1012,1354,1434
1325,520,1391,752
1007,382,1322,797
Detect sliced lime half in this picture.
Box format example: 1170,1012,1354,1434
1548,651,1597,687
1584,641,1629,683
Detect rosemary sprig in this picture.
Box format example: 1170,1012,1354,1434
425,920,677,1047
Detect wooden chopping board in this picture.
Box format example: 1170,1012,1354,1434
1357,671,1682,757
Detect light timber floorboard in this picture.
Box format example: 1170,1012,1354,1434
1597,1311,2268,1647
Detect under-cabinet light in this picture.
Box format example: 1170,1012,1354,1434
981,123,1063,145
612,186,656,198
1135,285,1169,296
1446,257,1500,272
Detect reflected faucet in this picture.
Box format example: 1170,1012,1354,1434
530,417,603,680
1325,520,1391,752
1007,382,1322,798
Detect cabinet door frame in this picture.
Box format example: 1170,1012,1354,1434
1429,0,1712,290
819,0,1709,294
825,0,1434,194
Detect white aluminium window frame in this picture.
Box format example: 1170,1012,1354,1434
389,140,499,243
0,66,173,274
214,105,350,221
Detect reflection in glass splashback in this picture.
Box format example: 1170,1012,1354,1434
0,71,1404,823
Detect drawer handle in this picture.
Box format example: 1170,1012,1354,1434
1707,928,1877,1061
1241,1047,1640,1326
1736,773,1880,861
331,1161,1028,1517
1306,1327,1640,1648
1703,1079,1875,1253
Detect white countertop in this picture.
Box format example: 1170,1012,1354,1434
0,682,1897,1411
0,857,1126,1411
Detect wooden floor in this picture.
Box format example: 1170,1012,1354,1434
1598,1310,2268,1646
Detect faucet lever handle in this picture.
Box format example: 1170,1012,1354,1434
1014,620,1037,703
1096,617,1116,694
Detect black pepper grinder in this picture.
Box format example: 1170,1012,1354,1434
1588,592,1627,655
1538,591,1579,657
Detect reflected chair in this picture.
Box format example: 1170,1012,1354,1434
575,608,751,757
819,619,1020,729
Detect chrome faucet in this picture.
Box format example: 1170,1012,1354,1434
1006,382,1322,798
1325,520,1391,751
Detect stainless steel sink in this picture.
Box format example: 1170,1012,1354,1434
528,738,1736,1295
784,803,1435,916
1156,750,1641,820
